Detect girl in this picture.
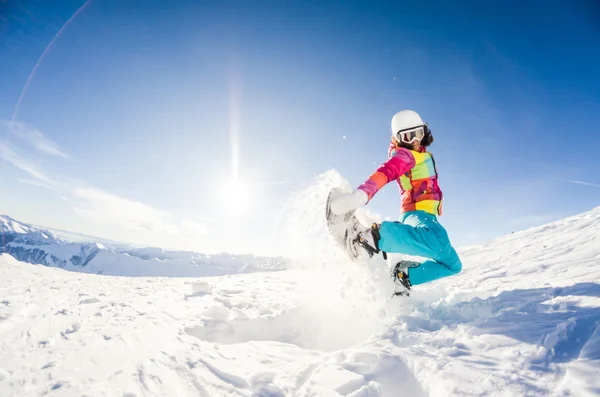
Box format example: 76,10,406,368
329,109,462,292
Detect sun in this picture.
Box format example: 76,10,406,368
218,179,254,215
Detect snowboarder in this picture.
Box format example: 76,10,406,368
328,110,462,294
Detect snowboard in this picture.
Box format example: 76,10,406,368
325,186,411,297
325,186,359,259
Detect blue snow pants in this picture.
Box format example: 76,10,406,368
378,210,462,286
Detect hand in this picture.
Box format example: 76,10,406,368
329,189,368,215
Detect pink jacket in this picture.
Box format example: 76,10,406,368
358,140,443,215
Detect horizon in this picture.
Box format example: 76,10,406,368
2,202,600,257
1,0,599,256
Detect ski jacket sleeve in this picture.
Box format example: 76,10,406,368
357,147,415,201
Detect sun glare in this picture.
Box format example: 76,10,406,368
218,179,253,215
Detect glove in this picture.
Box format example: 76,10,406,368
329,189,368,215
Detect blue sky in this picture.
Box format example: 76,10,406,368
1,0,599,255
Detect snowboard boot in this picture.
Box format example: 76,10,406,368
391,261,413,296
393,260,421,270
347,222,387,260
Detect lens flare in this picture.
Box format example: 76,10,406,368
228,56,240,182
10,0,93,126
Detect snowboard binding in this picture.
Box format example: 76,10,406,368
356,223,387,260
326,187,387,261
391,261,413,297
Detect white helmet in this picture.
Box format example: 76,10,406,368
391,110,427,144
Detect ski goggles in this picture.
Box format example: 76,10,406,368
395,125,426,144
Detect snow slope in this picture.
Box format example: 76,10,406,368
1,172,599,397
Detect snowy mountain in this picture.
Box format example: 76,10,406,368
0,174,599,397
0,215,287,276
0,215,38,234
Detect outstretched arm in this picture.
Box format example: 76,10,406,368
357,148,415,201
329,148,416,216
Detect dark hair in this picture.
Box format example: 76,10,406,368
421,128,434,147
